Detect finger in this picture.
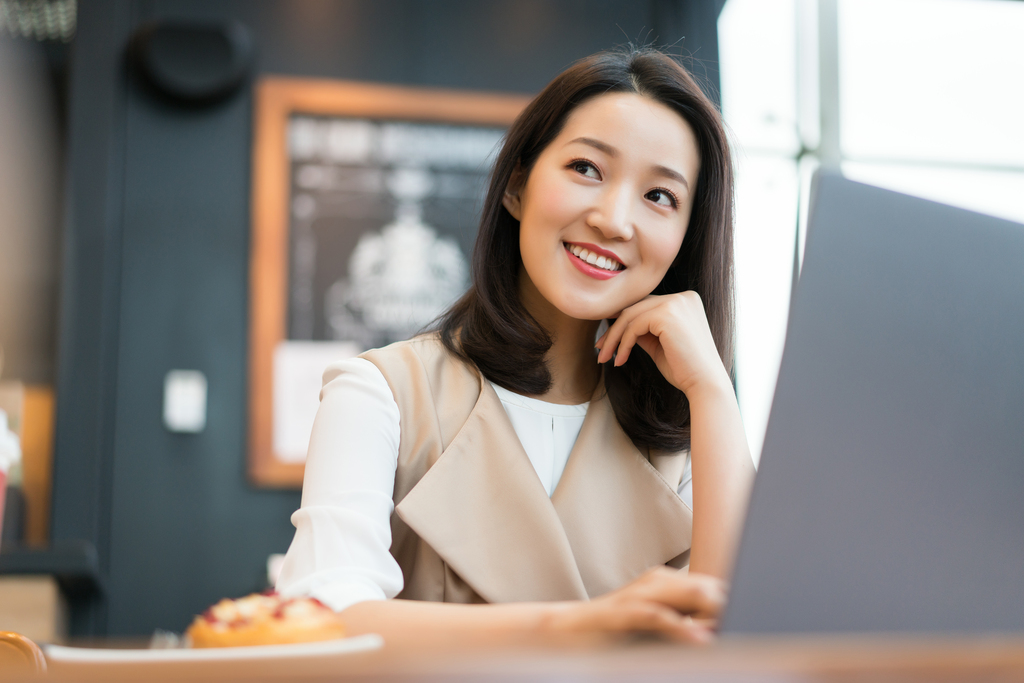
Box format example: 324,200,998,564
671,576,727,620
640,571,727,619
662,616,715,645
611,298,682,367
597,298,664,363
597,317,628,364
634,332,660,359
665,618,715,645
693,617,719,632
685,588,725,620
599,307,649,365
613,603,714,645
595,309,628,350
598,312,637,364
613,311,657,367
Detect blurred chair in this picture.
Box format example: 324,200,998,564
0,631,47,674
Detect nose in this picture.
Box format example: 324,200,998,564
587,182,635,241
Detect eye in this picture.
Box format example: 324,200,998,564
568,158,601,179
645,188,678,209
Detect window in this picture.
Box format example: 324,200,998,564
719,0,1024,463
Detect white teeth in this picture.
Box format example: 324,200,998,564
566,243,622,272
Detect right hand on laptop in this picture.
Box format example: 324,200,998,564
541,567,725,644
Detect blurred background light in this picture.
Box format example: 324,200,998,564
720,0,1024,463
839,0,1024,170
0,0,75,43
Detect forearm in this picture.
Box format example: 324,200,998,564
685,376,755,579
340,569,723,648
340,598,567,649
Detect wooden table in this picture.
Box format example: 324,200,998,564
38,634,1024,682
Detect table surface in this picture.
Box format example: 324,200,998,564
38,633,1024,682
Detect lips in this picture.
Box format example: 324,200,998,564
563,242,625,280
564,242,624,272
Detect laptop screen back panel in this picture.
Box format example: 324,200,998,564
723,173,1024,633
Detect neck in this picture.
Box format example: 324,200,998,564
519,272,601,405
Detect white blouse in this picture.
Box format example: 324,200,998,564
275,357,693,612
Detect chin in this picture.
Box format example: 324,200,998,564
554,296,623,322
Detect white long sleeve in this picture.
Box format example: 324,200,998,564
275,358,405,612
276,357,693,611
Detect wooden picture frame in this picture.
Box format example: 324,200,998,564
248,77,530,487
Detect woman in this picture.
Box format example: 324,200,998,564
277,47,755,646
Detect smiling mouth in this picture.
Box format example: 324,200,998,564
564,242,625,272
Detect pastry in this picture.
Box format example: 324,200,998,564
186,591,346,648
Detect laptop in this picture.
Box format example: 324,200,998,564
722,171,1024,633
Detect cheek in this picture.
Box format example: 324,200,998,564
642,224,687,280
521,172,579,231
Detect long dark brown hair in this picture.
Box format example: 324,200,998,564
438,47,734,453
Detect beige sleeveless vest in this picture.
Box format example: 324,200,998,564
359,334,693,604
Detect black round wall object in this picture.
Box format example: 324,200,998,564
131,20,254,104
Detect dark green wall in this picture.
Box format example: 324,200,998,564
52,0,723,636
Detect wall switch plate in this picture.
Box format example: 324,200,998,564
163,370,207,433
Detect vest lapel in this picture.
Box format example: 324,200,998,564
551,385,694,598
394,375,589,604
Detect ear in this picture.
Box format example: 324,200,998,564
502,164,525,221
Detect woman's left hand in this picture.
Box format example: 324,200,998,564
595,291,729,397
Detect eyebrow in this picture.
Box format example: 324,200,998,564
568,137,690,191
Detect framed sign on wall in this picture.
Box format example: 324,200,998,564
249,77,530,487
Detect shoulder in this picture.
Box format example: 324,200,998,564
360,334,481,444
360,333,447,366
318,356,396,413
321,355,386,392
360,333,478,392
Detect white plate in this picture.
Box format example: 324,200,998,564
44,634,383,663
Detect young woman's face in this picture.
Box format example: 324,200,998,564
505,92,701,322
